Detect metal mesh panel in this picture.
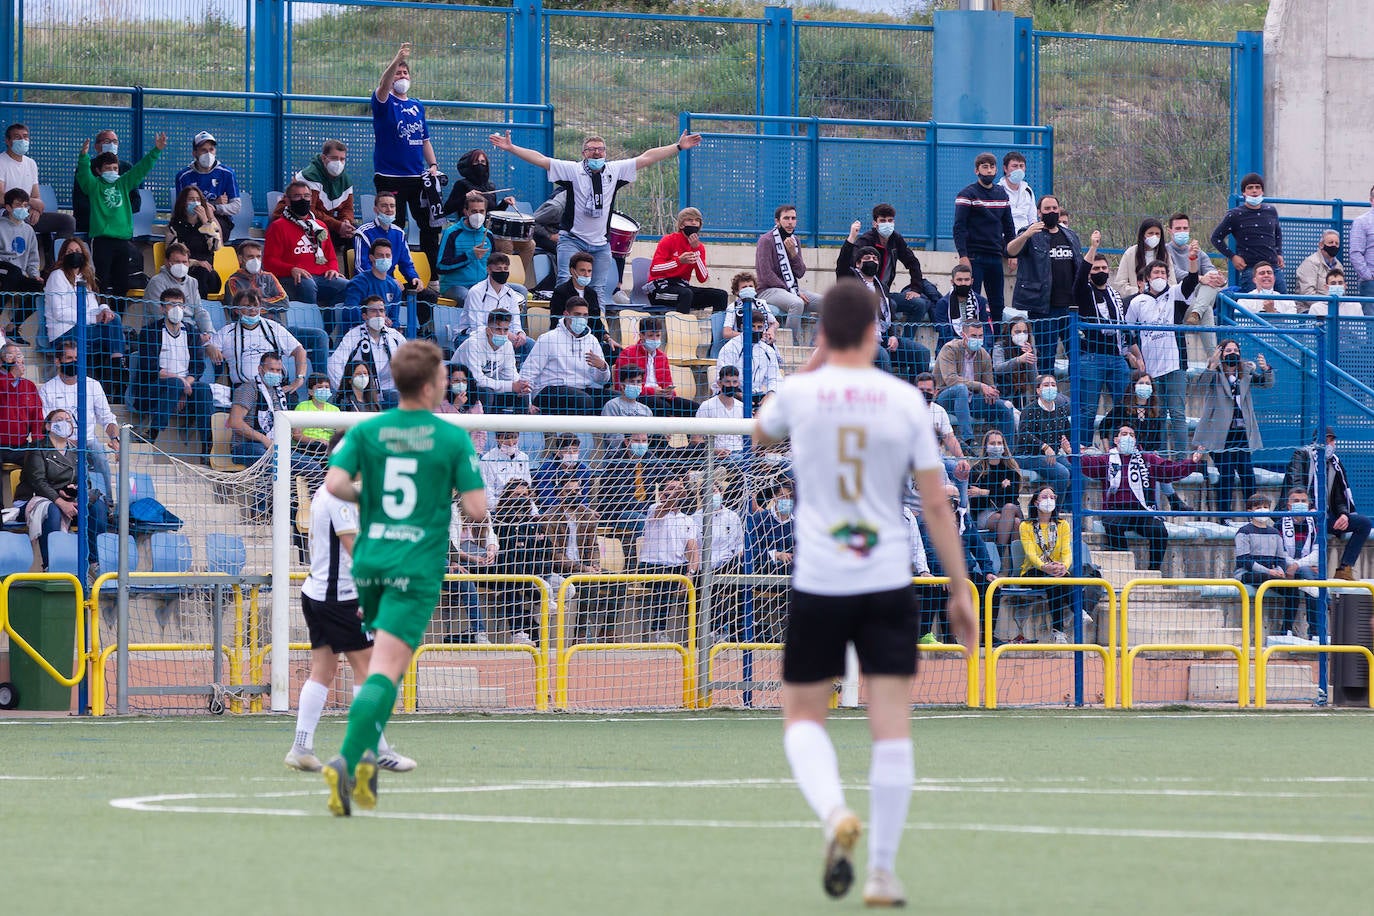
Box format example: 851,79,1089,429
794,23,933,123
934,139,1052,243
1275,214,1350,294
140,102,278,215
0,96,137,209
817,137,929,243
1034,34,1233,249
685,132,811,243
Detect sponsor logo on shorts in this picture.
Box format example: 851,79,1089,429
367,522,425,543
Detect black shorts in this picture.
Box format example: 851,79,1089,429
783,586,919,684
301,592,373,654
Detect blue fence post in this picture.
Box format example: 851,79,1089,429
1233,30,1264,191
925,122,938,245
1013,17,1034,136
511,0,543,117
763,6,793,233
678,111,692,212
74,281,90,716
807,118,820,248
131,87,145,161
254,0,287,209
0,0,14,100
1067,310,1084,707
1043,123,1054,198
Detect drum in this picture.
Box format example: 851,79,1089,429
608,211,640,257
489,210,534,241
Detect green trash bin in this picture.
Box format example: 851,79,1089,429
7,580,79,711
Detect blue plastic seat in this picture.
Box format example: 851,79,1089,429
0,530,33,576
206,533,246,576
95,533,136,594
46,531,81,577
132,531,193,596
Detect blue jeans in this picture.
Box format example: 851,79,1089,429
557,236,617,305
1019,453,1071,492
968,253,1005,326
1213,428,1256,515
1078,353,1133,446
280,273,347,310
1333,512,1373,569
936,384,1015,443
878,334,930,385
1030,313,1071,378
1359,278,1374,314
1154,368,1188,456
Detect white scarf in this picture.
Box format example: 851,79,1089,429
255,381,287,436
1307,444,1355,514
771,227,798,294
1279,514,1317,560
1107,450,1153,510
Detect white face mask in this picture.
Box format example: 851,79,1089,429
1011,331,1028,347
366,315,387,332
1143,234,1160,249
325,159,345,177
392,78,411,95
166,306,185,325
245,257,262,274
168,262,189,280
1149,277,1168,293
498,443,518,458
467,212,485,230
352,374,370,391
1117,435,1137,455
196,151,215,170
1038,498,1056,514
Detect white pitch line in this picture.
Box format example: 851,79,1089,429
0,774,86,781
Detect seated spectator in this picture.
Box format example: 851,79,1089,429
480,430,532,505
489,478,550,646
0,189,43,341
523,301,610,416
531,187,565,265
73,128,140,237
744,480,795,642
38,340,119,487
1239,261,1299,314
595,432,665,540
754,203,821,336
225,240,287,316
836,236,930,383
933,263,992,353
902,499,945,644
600,362,652,452
1018,485,1079,643
1014,373,1072,491
1233,493,1301,636
227,352,323,489
721,271,780,342
131,290,212,457
454,253,531,356
456,307,530,414
0,342,43,462
436,190,493,303
340,238,404,340
932,322,1015,446
1081,424,1204,571
333,358,378,413
1285,429,1372,580
613,315,697,416
45,237,125,388
444,147,535,284
1308,268,1364,317
1193,338,1274,519
328,296,406,409
143,241,203,330
15,408,107,569
647,207,727,313
638,475,700,635
718,305,783,404
969,429,1023,559
542,471,602,606
550,251,617,358
351,191,434,322
292,373,339,459
271,139,355,253
1278,487,1324,639
263,180,347,315
164,184,222,299
174,131,240,240
1,123,76,269
208,290,309,392
436,363,486,452
533,432,592,510
850,202,937,324
693,365,744,460
75,134,166,302
445,503,496,644
928,483,996,595
1295,229,1343,299
992,317,1037,409
914,372,972,505
692,479,745,627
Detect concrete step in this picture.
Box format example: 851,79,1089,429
1127,625,1245,647
1188,661,1317,703
413,666,507,710
1127,605,1233,630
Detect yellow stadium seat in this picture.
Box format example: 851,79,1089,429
206,246,239,301
209,412,245,472
664,311,714,366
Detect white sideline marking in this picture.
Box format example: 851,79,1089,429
0,774,86,781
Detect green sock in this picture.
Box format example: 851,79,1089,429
341,673,397,772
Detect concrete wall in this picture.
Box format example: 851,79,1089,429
1265,0,1374,204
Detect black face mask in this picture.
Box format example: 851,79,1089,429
1323,244,1340,257
1222,352,1241,366
62,251,86,272
778,227,793,240
466,161,490,185
977,173,994,187
60,362,78,377
1041,211,1060,229
682,225,700,238
721,386,742,398
1090,271,1110,287
490,270,510,285
917,389,934,401
859,261,879,277
954,284,972,297
288,197,312,217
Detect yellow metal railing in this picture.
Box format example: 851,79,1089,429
983,577,1117,709
1120,578,1250,709
0,572,88,695
1254,579,1374,708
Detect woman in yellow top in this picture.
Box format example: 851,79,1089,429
1018,485,1077,643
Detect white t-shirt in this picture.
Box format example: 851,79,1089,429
640,507,699,566
159,325,191,377
546,158,638,247
998,177,1037,234
210,318,303,385
1240,289,1299,315
39,376,117,442
0,153,39,197
692,507,745,569
302,486,360,603
695,394,744,452
1124,290,1181,378
757,364,942,596
44,269,105,341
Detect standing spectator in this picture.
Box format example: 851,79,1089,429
718,305,784,403
443,148,534,285
73,128,140,237
174,131,241,241
1193,339,1273,519
453,254,530,356
480,430,532,505
998,150,1037,235
1018,486,1077,643
1211,172,1285,293
969,429,1023,559
835,231,929,382
352,192,430,307
164,185,222,300
0,124,77,267
1232,493,1300,636
131,290,212,456
1238,261,1300,314
1278,487,1324,639
637,475,700,636
1081,424,1204,571
1285,429,1372,581
75,134,166,301
372,44,442,269
953,152,1015,327
612,315,696,416
142,242,203,331
1125,246,1202,456
44,238,126,388
0,189,43,341
1164,212,1226,355
39,340,119,487
263,180,347,316
1112,218,1174,302
850,203,937,325
914,372,972,506
1073,230,1137,447
488,478,551,646
455,308,531,414
207,290,308,391
933,263,993,353
270,140,355,254
991,317,1037,409
1014,374,1072,491
754,203,821,337
436,190,494,304
646,208,727,313
693,366,745,460
932,322,1015,447
522,302,610,416
1006,196,1083,376
339,238,403,339
328,296,407,407
0,343,43,462
490,126,702,303
1349,184,1374,305
15,408,107,570
1295,230,1344,299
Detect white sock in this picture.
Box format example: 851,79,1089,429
353,684,392,754
868,739,915,872
784,720,845,823
294,679,329,750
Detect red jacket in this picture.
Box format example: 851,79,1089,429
649,232,710,284
262,216,339,279
613,342,675,395
0,373,45,449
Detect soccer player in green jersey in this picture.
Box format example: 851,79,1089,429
320,339,487,816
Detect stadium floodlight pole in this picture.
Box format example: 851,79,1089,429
271,410,294,711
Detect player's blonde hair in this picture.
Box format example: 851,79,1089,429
390,340,444,399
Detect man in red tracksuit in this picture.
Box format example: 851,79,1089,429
646,207,727,313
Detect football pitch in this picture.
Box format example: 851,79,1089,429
4,710,1372,914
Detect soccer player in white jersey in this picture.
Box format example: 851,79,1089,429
284,431,416,775
755,279,978,907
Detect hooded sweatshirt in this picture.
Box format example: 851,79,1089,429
74,148,162,240
443,148,511,216
269,154,354,235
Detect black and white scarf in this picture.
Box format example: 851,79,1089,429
284,209,328,266
1279,515,1317,561
1032,518,1059,560
1107,450,1154,510
1308,444,1356,514
771,227,798,294
254,380,287,437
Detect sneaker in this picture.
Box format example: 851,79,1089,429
918,632,942,646
1050,629,1069,644
822,807,862,899
612,289,631,305
322,755,353,817
1335,565,1355,581
473,632,492,645
377,750,417,773
352,750,379,811
862,867,908,908
284,746,322,772
511,631,534,646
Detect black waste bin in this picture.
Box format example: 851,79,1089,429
1330,592,1373,708
6,580,79,711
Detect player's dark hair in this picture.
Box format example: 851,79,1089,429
390,339,443,399
819,280,877,352
871,203,896,221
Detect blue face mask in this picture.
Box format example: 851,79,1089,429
966,337,983,352
10,138,28,156
623,384,642,400
777,498,794,517
100,142,118,156
240,313,261,328
100,171,119,184
1245,194,1264,207
1007,168,1026,184
10,206,27,222
585,158,606,172
629,441,648,458
876,222,895,238
375,212,394,227
1041,386,1058,403
567,316,588,335
1117,435,1137,455
574,273,591,287
373,257,393,275
261,372,283,388
186,202,201,218
489,330,509,344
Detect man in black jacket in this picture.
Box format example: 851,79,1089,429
853,203,939,324
1286,430,1371,580
443,148,534,284
1006,196,1082,376
953,152,1016,328
131,290,213,459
